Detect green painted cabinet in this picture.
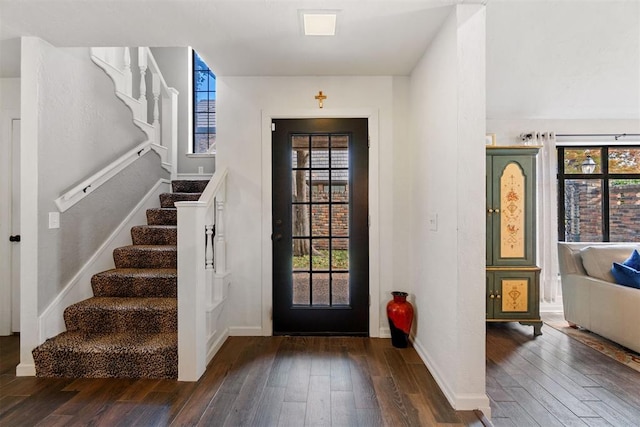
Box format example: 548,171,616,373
486,147,542,336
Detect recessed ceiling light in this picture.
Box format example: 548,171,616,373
303,13,337,36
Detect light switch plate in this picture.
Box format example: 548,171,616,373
49,212,60,229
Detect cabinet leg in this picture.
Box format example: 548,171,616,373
520,321,543,337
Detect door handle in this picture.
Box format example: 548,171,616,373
272,233,282,241
9,235,20,242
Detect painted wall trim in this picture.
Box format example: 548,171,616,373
260,108,380,337
38,179,171,341
229,326,264,336
412,336,491,416
176,173,214,180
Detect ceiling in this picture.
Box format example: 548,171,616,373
0,0,467,77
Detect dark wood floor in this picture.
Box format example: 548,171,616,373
0,334,484,426
4,319,639,426
487,316,640,426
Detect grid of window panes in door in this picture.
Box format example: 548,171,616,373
291,134,350,306
558,145,640,242
193,50,216,154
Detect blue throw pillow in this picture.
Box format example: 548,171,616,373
611,262,640,289
623,249,640,271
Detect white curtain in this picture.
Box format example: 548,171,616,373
528,132,561,304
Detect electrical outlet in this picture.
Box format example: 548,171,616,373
198,166,204,174
49,212,60,229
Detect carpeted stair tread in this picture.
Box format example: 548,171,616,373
91,268,177,298
159,192,201,208
113,245,177,269
32,331,177,379
146,208,177,226
172,180,209,193
64,297,176,334
131,225,177,245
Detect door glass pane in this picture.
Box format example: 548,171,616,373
332,272,349,305
332,204,349,236
563,179,602,241
312,204,329,236
293,273,310,305
312,273,330,306
563,149,601,174
311,135,329,168
311,243,330,271
609,148,640,174
332,239,349,270
292,239,310,270
292,171,309,202
311,173,328,203
609,179,640,242
292,205,309,237
331,135,349,167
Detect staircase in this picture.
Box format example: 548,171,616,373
32,180,208,379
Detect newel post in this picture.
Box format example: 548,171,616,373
176,201,208,381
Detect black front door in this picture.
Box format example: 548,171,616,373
272,118,369,335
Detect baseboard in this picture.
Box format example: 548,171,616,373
229,326,263,336
38,179,171,341
412,337,490,413
177,173,213,180
379,326,391,338
206,327,230,366
16,362,36,377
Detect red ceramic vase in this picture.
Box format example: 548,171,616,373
386,291,414,348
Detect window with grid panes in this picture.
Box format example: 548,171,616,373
193,50,216,154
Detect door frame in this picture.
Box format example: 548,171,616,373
261,109,380,337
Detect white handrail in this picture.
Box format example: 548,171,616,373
54,141,151,212
176,167,230,381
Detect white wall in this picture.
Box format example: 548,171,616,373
487,1,639,121
151,47,216,175
0,78,21,335
216,75,410,336
408,5,489,412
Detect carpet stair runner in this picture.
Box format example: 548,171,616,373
32,180,208,379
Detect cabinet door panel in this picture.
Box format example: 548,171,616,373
489,155,536,266
490,270,539,320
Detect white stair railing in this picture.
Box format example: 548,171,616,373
55,47,178,212
90,47,178,178
175,168,231,381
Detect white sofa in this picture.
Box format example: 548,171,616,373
558,242,640,354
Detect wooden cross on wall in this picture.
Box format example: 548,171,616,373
315,91,327,108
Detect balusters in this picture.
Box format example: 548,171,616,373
152,73,160,128
138,48,147,105
123,47,132,97
215,198,226,274
205,225,214,270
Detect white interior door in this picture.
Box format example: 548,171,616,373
11,119,20,332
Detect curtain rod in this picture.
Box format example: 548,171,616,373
556,133,640,140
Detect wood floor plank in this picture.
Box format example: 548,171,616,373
348,354,379,410
0,379,77,426
251,385,286,427
278,401,307,427
284,346,311,403
34,414,74,427
330,348,352,392
305,375,331,426
195,391,235,426
330,390,358,426
408,363,461,423
583,400,638,426
584,386,640,422
372,375,421,426
586,372,640,408
504,386,564,427
493,401,538,427
383,348,418,394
